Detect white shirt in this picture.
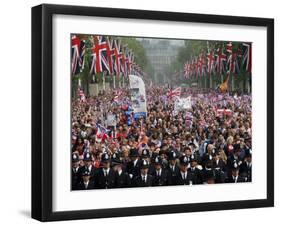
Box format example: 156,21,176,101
181,171,187,180
141,174,147,182
133,159,138,167
156,169,162,177
118,170,123,176
83,181,89,189
87,165,92,171
103,168,110,177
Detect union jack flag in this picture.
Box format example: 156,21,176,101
207,51,216,74
90,36,111,74
215,47,227,74
96,124,110,142
242,43,252,72
71,35,86,75
167,87,181,98
113,39,122,76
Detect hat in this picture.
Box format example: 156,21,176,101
141,149,150,158
190,154,197,162
101,153,110,163
153,155,162,165
231,161,240,170
129,148,139,157
83,152,92,161
233,144,241,152
244,149,252,158
204,170,215,182
111,152,122,165
82,169,91,176
140,159,149,169
168,151,177,160
72,153,79,162
188,142,196,147
179,155,189,165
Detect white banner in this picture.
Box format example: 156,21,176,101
129,74,147,118
174,96,192,113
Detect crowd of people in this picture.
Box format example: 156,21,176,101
71,85,252,190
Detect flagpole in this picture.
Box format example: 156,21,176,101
231,73,234,92
113,75,116,89
103,72,105,91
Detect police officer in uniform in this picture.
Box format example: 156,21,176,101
79,152,95,182
167,150,180,185
226,161,245,183
175,155,192,185
227,144,243,178
202,160,216,183
188,155,203,185
239,149,252,182
133,159,154,187
141,149,155,175
94,153,116,189
213,151,226,183
126,148,141,179
75,169,96,190
111,152,131,188
152,155,168,186
71,153,81,190
203,170,216,184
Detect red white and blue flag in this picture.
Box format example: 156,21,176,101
90,36,111,74
167,87,181,98
71,35,86,75
96,124,110,142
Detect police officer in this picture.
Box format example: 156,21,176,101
126,148,141,179
133,159,154,187
175,155,192,185
226,161,245,183
94,153,115,189
71,153,81,190
203,170,216,184
227,144,243,170
111,152,131,188
202,160,216,183
201,144,216,167
239,149,252,182
141,149,155,175
188,155,203,185
79,152,95,182
75,169,96,190
213,151,226,183
152,155,168,186
167,150,180,185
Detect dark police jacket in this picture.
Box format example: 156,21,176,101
226,175,245,183
75,181,96,190
78,165,96,182
188,167,203,184
126,159,141,178
114,170,131,188
133,174,154,187
239,161,252,182
72,166,82,189
167,164,180,185
175,171,192,185
152,168,169,186
94,168,116,189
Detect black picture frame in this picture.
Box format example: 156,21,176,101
31,4,274,222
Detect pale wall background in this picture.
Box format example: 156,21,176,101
0,0,279,225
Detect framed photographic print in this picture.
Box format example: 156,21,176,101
31,4,274,221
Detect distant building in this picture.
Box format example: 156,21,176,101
138,38,184,83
